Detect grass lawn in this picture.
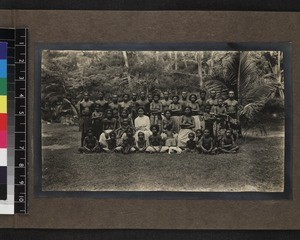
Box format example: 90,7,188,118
41,123,284,192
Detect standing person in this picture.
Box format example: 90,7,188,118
146,125,169,153
161,110,175,134
169,95,182,133
91,105,103,140
187,94,202,131
134,107,152,145
120,93,132,116
130,92,139,120
206,90,219,113
99,109,117,147
177,106,195,148
197,90,207,114
179,91,189,109
160,91,172,112
147,93,153,104
137,91,150,116
94,91,108,115
78,128,101,153
79,93,94,146
149,93,163,132
218,129,239,153
224,90,238,119
224,90,240,136
109,94,120,112
203,105,215,138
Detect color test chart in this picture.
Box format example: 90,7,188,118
0,28,28,214
0,42,7,203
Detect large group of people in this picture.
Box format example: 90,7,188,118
78,90,240,155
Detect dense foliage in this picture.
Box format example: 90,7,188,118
41,50,284,125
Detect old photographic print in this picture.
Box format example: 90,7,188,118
39,48,286,193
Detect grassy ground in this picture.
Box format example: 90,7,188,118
41,123,284,192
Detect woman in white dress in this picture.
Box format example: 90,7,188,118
134,107,152,145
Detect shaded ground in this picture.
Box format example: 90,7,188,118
41,123,284,192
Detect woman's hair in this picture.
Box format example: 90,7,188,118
189,94,197,101
137,106,145,113
150,124,159,131
183,106,192,113
172,95,179,101
164,109,172,116
123,93,130,98
153,93,160,99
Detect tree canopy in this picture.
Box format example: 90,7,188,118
41,50,284,123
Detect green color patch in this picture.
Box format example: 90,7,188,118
0,78,7,95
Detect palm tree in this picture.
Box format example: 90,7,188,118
204,51,281,120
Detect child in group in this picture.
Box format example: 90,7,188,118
135,132,147,152
115,128,136,154
197,129,215,154
195,128,204,142
163,124,182,154
185,132,197,152
161,110,175,137
203,105,215,137
99,109,117,147
116,109,135,139
169,95,183,132
187,94,202,130
102,131,118,153
78,129,101,153
109,94,120,111
146,125,169,153
149,93,163,131
177,106,195,148
218,129,239,153
91,104,103,140
120,93,132,116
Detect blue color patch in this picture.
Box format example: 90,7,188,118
0,42,7,59
0,60,7,78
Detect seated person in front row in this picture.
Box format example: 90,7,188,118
163,124,182,154
146,125,169,153
197,129,215,154
185,132,197,152
218,129,239,153
115,128,136,154
102,131,117,153
136,132,147,152
78,129,101,153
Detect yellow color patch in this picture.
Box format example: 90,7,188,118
0,96,7,113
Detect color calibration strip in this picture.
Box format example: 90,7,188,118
0,42,7,202
0,28,14,214
0,28,28,214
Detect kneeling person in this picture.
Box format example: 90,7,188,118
146,125,169,153
78,129,101,153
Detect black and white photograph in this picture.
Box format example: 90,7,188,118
39,48,286,193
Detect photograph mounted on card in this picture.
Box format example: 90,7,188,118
34,42,291,200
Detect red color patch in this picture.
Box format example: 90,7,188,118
0,114,6,131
